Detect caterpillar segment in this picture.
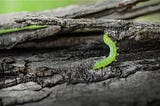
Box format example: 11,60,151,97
93,34,118,70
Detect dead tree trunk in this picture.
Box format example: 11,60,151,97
0,0,160,106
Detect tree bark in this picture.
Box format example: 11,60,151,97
0,0,160,106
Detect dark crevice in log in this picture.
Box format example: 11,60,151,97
0,38,159,88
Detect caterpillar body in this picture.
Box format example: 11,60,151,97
93,34,118,70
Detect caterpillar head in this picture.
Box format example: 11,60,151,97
103,34,112,44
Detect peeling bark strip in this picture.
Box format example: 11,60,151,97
16,16,160,41
103,2,160,19
0,26,61,49
0,17,159,50
0,16,159,50
62,0,149,18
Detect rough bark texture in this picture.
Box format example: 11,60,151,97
0,32,160,106
0,0,160,106
16,16,160,41
0,0,159,50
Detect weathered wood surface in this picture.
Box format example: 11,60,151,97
1,16,159,49
0,0,159,50
0,34,160,106
0,0,160,106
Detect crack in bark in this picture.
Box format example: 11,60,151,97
0,44,159,89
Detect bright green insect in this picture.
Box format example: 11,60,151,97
0,25,47,35
93,33,118,70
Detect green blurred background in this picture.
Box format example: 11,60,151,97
0,0,98,14
0,0,76,14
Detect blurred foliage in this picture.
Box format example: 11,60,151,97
0,0,106,14
136,13,160,22
0,0,96,14
134,0,160,22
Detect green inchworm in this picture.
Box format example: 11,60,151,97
93,34,118,70
0,25,47,35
